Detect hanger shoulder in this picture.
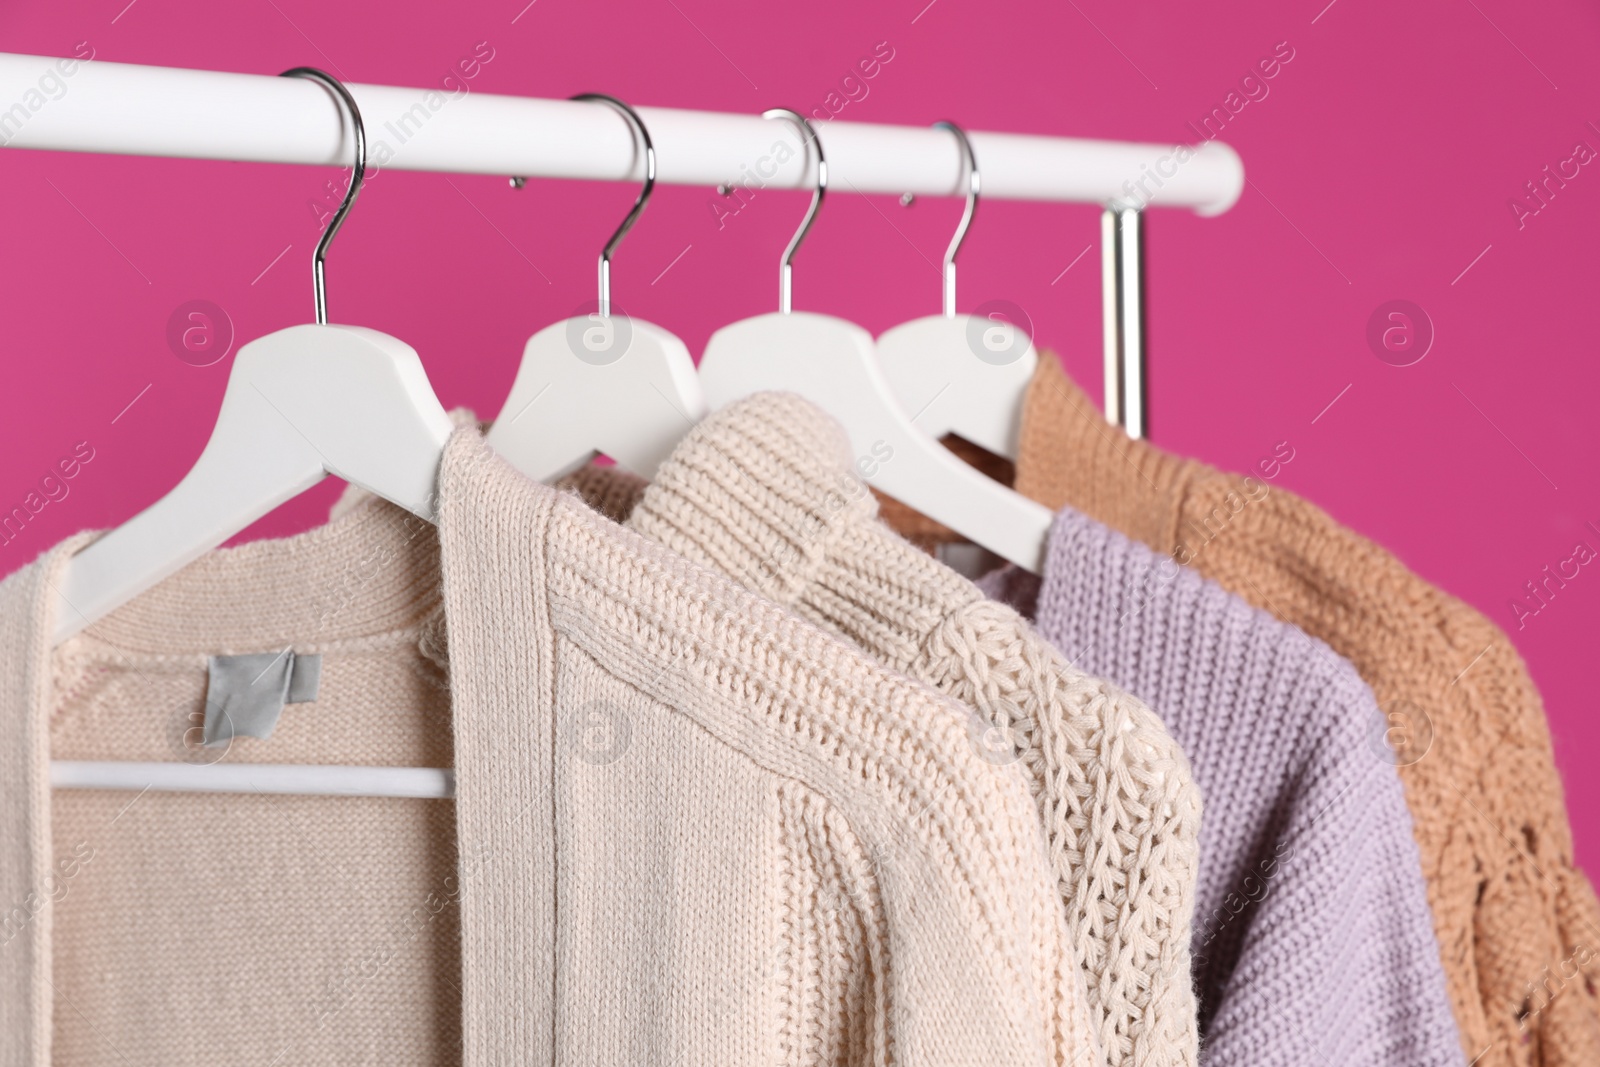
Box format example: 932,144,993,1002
53,324,452,645
702,311,873,386
246,324,454,517
877,314,1037,460
52,370,326,644
487,317,707,483
701,312,1048,572
874,439,1051,570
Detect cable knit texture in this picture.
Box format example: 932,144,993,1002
0,424,1100,1067
999,353,1600,1067
975,509,1464,1066
561,392,1204,1067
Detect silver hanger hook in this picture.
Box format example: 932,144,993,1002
280,67,367,326
762,107,826,315
570,93,656,318
934,120,978,319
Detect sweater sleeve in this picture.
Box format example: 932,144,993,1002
1035,508,1464,1067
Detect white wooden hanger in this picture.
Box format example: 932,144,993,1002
877,121,1036,460
49,68,454,799
696,109,1050,572
487,93,706,482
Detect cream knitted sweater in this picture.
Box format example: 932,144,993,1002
0,425,1099,1067
561,394,1204,1067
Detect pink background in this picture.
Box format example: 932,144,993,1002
1,1,1595,869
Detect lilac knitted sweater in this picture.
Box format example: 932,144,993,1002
981,510,1462,1067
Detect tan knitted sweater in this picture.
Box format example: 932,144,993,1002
561,393,1204,1067
0,425,1100,1067
882,354,1600,1067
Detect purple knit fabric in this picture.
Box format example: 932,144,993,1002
979,509,1462,1067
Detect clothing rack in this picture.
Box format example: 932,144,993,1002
0,51,1242,439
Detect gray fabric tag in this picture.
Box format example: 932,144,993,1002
285,653,322,703
202,651,323,747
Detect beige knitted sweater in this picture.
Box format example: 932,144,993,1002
561,394,1203,1067
879,353,1600,1067
0,425,1100,1067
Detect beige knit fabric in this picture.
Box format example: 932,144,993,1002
0,424,1100,1067
560,394,1203,1067
7,501,459,1066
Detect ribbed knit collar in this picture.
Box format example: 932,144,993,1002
1012,354,1196,556
564,392,984,674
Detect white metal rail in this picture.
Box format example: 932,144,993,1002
1,50,1237,441
0,52,1242,213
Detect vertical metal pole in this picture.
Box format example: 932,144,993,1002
1101,205,1148,439
1117,206,1147,440
1100,207,1123,429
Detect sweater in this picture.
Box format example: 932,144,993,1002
1006,354,1600,1067
977,512,1464,1066
0,424,1099,1067
560,393,1203,1067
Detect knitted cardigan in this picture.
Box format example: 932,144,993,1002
0,425,1099,1067
1004,354,1600,1067
561,393,1204,1067
977,512,1463,1066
